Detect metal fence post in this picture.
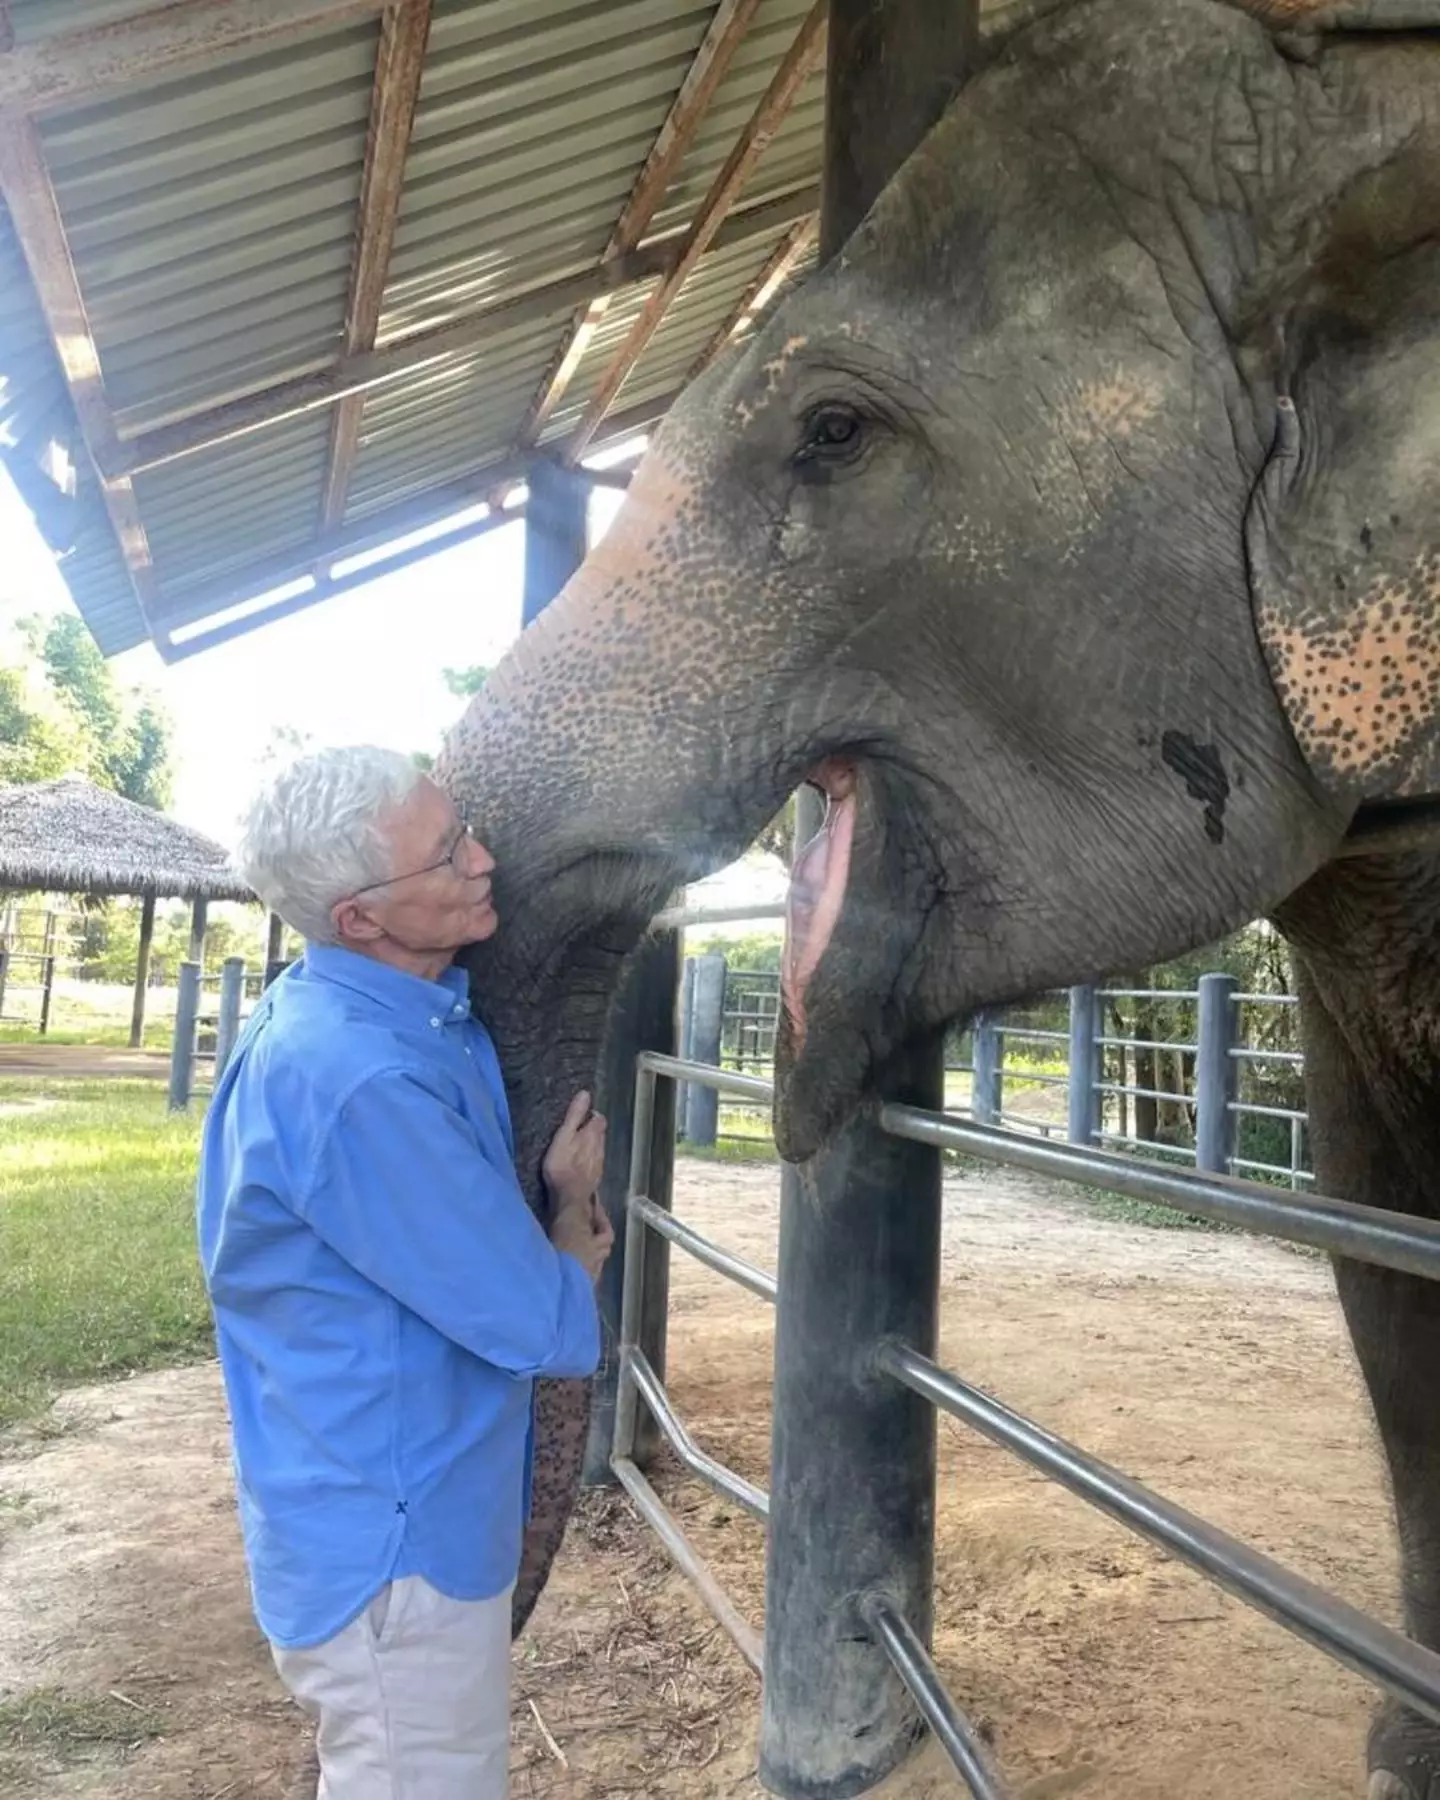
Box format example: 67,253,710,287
169,960,201,1112
684,953,726,1147
1195,972,1240,1174
214,956,245,1082
581,931,680,1486
1067,984,1101,1146
677,955,697,1140
971,1009,1002,1125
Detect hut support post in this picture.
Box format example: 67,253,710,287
264,911,286,988
130,893,157,1049
188,897,208,967
38,908,56,1036
760,5,978,1795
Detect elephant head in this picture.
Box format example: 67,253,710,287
435,0,1439,1626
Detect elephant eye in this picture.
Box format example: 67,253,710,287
794,404,868,469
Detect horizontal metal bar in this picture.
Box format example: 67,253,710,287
651,902,786,930
1232,1157,1314,1185
1096,1132,1197,1161
623,1347,769,1521
879,1106,1440,1279
610,1456,764,1674
1098,988,1200,1001
1096,1082,1193,1105
1234,993,1299,1006
999,1070,1070,1089
1229,1101,1308,1123
994,1026,1070,1045
629,1194,777,1304
1096,1036,1198,1055
861,1597,1010,1800
640,1051,774,1103
877,1343,1440,1728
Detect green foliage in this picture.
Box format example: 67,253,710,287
691,930,782,973
442,664,491,698
2,613,174,806
0,662,92,784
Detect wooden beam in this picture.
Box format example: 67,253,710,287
563,2,827,461
0,0,386,116
0,118,159,623
687,212,817,381
320,0,432,532
129,893,156,1049
515,0,764,448
110,186,816,480
150,392,670,646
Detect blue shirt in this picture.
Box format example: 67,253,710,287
196,944,600,1650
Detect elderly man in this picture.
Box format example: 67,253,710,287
197,745,612,1800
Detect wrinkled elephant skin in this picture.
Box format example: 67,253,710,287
435,0,1440,1779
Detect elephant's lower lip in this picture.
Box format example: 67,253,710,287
782,758,858,1046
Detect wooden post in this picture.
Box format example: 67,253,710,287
38,908,56,1036
761,5,978,1795
264,909,287,987
130,892,157,1049
169,960,201,1112
188,896,208,967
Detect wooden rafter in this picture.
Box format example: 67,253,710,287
108,188,816,480
514,0,764,449
319,0,432,534
687,212,817,381
0,0,386,116
563,1,827,461
151,392,670,650
0,119,158,621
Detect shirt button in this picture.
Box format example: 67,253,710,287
453,1004,465,1016
430,1016,440,1028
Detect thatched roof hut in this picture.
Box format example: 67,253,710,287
0,774,250,902
0,774,255,1047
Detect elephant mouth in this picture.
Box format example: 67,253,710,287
782,757,858,1048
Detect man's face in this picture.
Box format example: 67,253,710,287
334,777,498,957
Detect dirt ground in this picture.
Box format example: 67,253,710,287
0,1157,1397,1799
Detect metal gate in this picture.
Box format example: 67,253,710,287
610,1050,1440,1799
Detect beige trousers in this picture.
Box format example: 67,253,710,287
271,1576,513,1799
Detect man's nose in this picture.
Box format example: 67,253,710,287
466,836,496,877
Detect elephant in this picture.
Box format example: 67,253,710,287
434,0,1440,1788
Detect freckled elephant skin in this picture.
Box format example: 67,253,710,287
436,0,1440,1751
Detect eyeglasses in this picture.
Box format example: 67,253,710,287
350,821,476,897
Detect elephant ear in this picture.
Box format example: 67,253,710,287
1243,10,1440,809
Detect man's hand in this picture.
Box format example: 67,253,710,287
544,1091,613,1279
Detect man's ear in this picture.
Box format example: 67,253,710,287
330,898,385,945
1243,20,1440,808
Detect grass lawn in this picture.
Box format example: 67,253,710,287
0,1079,211,1435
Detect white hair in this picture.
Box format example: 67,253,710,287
236,745,425,944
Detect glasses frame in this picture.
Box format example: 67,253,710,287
349,821,475,898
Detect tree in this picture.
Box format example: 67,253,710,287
0,660,93,784
19,612,175,807
442,665,490,698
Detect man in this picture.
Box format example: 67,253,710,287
198,744,613,1800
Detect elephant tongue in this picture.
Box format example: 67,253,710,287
782,762,857,1048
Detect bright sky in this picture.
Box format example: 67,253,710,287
0,465,786,920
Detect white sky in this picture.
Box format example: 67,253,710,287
0,466,786,922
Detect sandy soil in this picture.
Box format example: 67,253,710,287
0,1157,1397,1799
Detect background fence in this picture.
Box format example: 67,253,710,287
677,955,1311,1188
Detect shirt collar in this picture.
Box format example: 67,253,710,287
302,943,470,1021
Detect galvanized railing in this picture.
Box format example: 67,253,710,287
616,1051,1440,1798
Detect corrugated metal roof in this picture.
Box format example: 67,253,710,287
0,0,1003,659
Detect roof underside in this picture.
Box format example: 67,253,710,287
0,0,1013,661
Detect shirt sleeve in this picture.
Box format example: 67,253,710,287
297,1064,600,1380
